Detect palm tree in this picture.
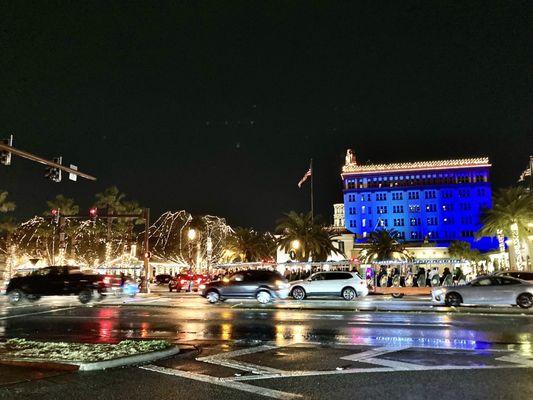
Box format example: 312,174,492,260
478,187,533,270
95,187,127,261
0,191,15,213
276,211,342,262
225,228,264,262
362,229,409,263
43,194,79,216
0,191,16,278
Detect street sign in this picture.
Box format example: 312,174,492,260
69,164,78,181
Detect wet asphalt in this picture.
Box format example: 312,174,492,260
0,293,532,399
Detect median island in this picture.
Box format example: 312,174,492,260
0,339,179,370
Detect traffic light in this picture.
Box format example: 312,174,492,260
51,209,60,224
1,135,13,166
45,156,62,182
89,207,98,220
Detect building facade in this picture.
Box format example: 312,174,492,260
341,151,496,251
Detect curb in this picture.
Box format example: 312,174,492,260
0,346,180,372
91,302,533,316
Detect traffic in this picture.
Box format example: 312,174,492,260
2,265,532,309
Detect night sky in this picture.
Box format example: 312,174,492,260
1,1,532,230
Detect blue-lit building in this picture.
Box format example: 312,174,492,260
341,151,497,251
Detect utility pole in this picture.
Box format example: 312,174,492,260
143,208,151,293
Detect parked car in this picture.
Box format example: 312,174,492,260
169,274,208,292
4,266,105,305
101,275,139,298
200,270,290,304
155,274,172,285
289,271,369,301
431,275,533,309
493,271,533,283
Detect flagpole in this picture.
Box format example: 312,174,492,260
310,158,314,221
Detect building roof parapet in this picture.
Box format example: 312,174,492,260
342,156,490,175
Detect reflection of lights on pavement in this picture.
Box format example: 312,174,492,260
291,324,305,343
140,322,150,338
97,308,119,342
221,324,232,341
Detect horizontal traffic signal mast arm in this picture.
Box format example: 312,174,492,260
0,142,96,181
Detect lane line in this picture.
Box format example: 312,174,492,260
140,364,302,399
0,307,77,320
347,322,451,327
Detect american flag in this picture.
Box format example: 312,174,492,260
518,167,531,182
298,167,312,188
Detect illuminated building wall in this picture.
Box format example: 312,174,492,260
341,153,497,251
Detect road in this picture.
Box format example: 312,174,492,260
1,293,532,399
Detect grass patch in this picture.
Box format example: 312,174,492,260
0,339,171,363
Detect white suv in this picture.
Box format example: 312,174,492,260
289,271,369,301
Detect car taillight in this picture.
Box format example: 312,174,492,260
103,277,111,285
180,279,187,284
197,278,202,283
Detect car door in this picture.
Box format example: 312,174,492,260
494,277,522,304
323,272,347,296
307,273,330,296
461,277,493,304
222,273,247,297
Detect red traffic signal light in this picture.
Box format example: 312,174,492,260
51,209,58,216
89,207,98,219
51,209,60,224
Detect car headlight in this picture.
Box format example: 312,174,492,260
275,280,289,289
199,284,206,290
433,288,446,297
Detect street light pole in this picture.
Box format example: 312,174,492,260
143,208,151,293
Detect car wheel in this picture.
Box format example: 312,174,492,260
206,290,220,303
256,290,271,304
7,289,24,305
26,294,41,302
78,289,93,304
445,292,462,307
517,293,533,309
291,287,306,300
342,287,356,301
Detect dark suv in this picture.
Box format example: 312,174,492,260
4,266,105,305
200,270,290,304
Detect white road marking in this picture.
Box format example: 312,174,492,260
340,346,410,362
140,364,302,399
0,306,77,320
347,322,450,327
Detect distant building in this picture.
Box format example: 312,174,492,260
341,150,497,251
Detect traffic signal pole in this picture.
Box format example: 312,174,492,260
0,141,96,181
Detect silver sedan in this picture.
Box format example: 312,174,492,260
431,275,533,309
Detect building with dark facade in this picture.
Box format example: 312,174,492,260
341,151,496,251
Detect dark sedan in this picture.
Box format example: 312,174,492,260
4,266,105,304
200,270,290,304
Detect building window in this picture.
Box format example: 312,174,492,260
392,192,403,200
458,189,470,198
347,180,355,189
425,204,437,212
362,218,366,227
443,217,454,224
376,193,387,201
397,231,405,239
442,191,453,199
461,230,474,237
410,231,422,240
424,190,436,199
461,216,472,224
347,194,356,202
368,206,372,214
349,207,356,215
349,220,356,228
378,219,388,227
409,204,420,213
408,191,420,200
442,204,453,212
460,203,472,211
477,188,486,196
410,218,420,226
362,231,367,238
393,205,404,213
377,206,388,214
427,217,438,225
428,231,439,239
393,218,405,227
361,205,366,214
